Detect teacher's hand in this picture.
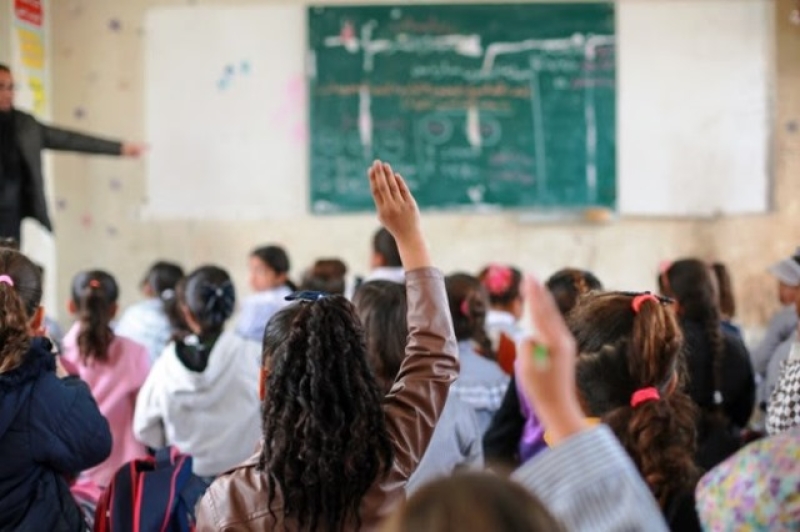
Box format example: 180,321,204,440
121,142,147,158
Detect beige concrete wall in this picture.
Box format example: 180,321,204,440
45,0,800,333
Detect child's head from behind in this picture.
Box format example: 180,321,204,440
259,294,393,531
546,269,603,316
142,260,184,299
301,258,348,295
478,264,523,319
371,227,402,269
0,249,43,372
569,291,698,506
178,265,235,337
769,248,800,306
352,280,407,394
249,245,291,292
383,472,564,532
445,273,493,356
70,270,119,362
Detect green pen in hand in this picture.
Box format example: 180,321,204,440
531,343,550,370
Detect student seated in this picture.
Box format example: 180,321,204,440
661,259,756,469
63,270,150,496
134,266,262,479
478,263,524,375
752,249,800,405
354,280,482,494
446,273,509,434
196,161,458,531
300,257,348,295
567,291,702,531
235,245,294,342
511,275,670,531
365,227,405,284
0,249,111,530
115,260,184,364
483,268,602,466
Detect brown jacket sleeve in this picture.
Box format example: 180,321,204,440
382,267,459,481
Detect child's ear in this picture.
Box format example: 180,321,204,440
29,306,45,336
67,300,77,315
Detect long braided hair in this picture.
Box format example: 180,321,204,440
663,259,726,412
259,295,393,531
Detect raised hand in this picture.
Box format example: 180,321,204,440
517,275,588,446
368,160,430,271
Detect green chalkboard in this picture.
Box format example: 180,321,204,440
308,4,616,213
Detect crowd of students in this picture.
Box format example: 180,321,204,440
0,160,798,531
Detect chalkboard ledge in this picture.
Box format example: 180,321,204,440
517,208,616,225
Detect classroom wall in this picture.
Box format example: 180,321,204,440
47,0,799,332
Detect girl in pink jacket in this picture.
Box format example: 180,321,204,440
63,270,150,494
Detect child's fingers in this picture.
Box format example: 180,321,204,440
382,162,401,202
369,161,386,205
395,173,414,204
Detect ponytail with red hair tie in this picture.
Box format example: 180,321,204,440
631,387,661,408
631,292,659,313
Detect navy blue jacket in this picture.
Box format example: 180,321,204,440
0,338,112,531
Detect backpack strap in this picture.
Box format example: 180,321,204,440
96,458,154,532
136,450,196,532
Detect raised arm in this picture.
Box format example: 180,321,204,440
369,161,459,480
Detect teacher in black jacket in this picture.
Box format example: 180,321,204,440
0,64,144,242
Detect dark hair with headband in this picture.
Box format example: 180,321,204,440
258,293,392,531
179,265,236,337
478,264,523,308
71,270,119,363
569,291,699,509
445,273,494,359
0,249,42,373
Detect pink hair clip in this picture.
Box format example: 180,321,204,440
0,275,14,287
484,264,513,295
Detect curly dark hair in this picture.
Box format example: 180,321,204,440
569,291,699,508
0,249,42,373
259,295,394,531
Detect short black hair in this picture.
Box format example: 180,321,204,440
372,228,402,268
0,64,10,74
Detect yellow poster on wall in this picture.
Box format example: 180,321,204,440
12,0,46,117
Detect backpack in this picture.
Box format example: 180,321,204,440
94,447,209,532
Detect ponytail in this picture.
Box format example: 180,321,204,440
572,291,699,509
180,266,236,337
664,259,727,410
71,271,119,363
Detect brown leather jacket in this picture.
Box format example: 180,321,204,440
195,268,458,531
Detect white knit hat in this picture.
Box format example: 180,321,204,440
769,248,800,287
